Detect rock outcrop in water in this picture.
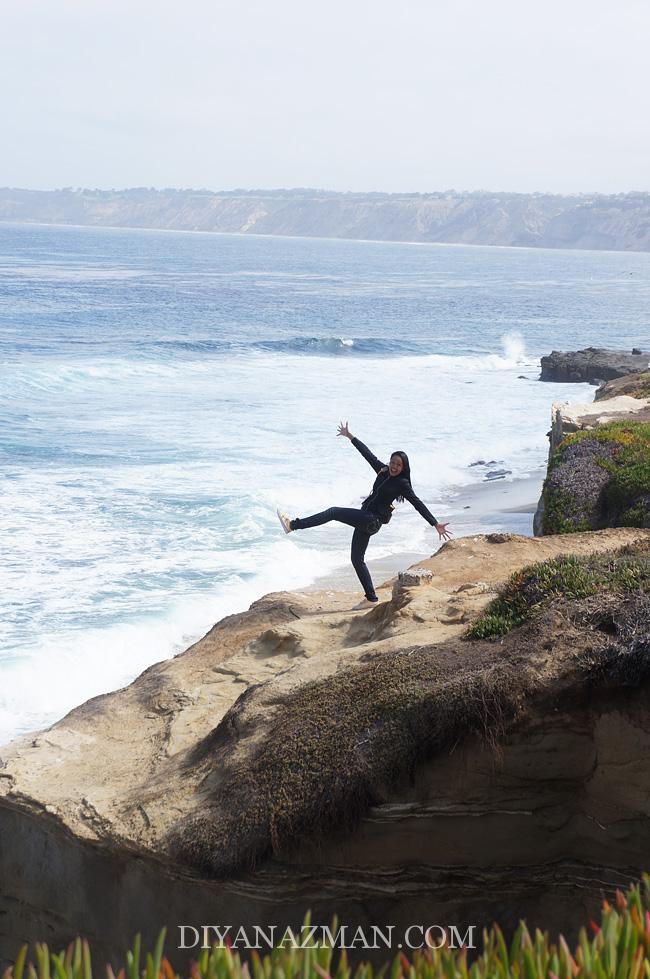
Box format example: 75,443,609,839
3,187,650,251
540,347,650,383
2,528,650,968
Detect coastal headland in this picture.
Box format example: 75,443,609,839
2,357,650,967
3,187,650,251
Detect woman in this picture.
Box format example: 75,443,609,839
277,421,452,608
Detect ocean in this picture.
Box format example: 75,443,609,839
1,221,649,743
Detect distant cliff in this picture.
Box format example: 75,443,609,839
2,186,650,250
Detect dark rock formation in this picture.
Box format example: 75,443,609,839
540,348,649,383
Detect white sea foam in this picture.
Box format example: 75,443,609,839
1,331,592,750
0,538,343,744
3,221,620,746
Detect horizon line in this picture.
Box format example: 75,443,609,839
2,185,650,198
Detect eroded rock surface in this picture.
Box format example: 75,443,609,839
596,372,650,401
1,530,650,966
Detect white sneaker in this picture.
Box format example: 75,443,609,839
277,509,293,534
352,597,379,610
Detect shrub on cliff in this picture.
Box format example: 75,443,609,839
8,877,650,979
541,421,650,534
467,542,650,639
166,552,650,877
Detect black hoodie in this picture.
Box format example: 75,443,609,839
351,437,438,527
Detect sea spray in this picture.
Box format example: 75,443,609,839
500,330,527,365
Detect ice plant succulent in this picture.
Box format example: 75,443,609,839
6,877,650,979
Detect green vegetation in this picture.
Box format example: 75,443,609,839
584,422,650,518
8,878,650,979
542,421,650,534
541,487,592,535
466,546,650,639
626,372,650,400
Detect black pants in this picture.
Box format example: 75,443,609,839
290,506,381,599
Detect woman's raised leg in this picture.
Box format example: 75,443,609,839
291,506,372,531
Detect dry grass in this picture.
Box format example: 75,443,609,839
167,549,650,876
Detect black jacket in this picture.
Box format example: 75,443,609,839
351,437,438,526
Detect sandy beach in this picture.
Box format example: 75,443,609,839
303,469,545,595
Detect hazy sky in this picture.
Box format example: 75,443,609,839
2,0,649,194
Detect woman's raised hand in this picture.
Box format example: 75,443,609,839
435,522,453,541
337,421,353,439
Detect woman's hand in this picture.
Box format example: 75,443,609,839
337,421,353,439
435,522,452,541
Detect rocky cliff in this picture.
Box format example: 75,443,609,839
2,529,650,968
533,371,650,534
3,188,650,250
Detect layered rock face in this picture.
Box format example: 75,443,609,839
540,348,649,383
2,530,650,968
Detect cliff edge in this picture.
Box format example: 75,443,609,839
2,527,650,966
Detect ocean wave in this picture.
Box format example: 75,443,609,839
250,336,417,355
0,332,536,397
142,336,418,356
138,332,531,361
139,329,532,363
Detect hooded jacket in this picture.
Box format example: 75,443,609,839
351,437,439,527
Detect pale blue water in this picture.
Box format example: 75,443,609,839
1,222,649,742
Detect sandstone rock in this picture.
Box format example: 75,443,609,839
2,531,650,966
547,396,650,454
397,567,433,586
595,371,650,401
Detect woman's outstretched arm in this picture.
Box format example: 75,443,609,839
337,421,386,474
400,482,452,540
